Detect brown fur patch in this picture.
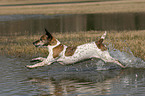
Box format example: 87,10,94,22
96,39,107,51
41,35,48,40
40,35,57,46
53,44,64,58
50,37,57,46
65,46,77,56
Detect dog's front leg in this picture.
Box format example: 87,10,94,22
26,62,46,68
27,56,55,68
26,60,52,68
31,57,46,62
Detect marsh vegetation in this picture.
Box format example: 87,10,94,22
0,30,144,60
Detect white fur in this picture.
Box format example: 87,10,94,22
26,32,125,68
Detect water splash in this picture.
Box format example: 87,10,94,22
108,44,145,68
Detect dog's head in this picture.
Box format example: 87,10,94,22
33,29,57,47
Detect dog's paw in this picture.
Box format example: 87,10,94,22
26,65,35,69
32,57,41,60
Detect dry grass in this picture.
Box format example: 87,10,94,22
108,31,145,60
0,0,145,15
0,30,144,60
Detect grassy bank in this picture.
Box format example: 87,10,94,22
0,31,144,60
0,0,145,15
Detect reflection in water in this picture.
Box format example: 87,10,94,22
0,13,145,36
28,70,121,96
27,68,145,96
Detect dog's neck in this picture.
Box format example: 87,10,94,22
47,39,61,51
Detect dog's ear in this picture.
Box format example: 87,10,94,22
45,28,53,40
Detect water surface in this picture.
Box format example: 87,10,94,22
0,13,145,36
0,50,145,96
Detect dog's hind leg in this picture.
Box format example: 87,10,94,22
31,57,46,62
92,55,125,68
102,58,125,68
113,60,126,68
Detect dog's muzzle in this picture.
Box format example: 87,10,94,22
33,41,39,47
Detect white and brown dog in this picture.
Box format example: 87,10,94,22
26,29,125,68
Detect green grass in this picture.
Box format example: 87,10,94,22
0,30,144,60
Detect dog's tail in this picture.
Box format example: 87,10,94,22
96,31,107,44
96,31,107,51
101,31,107,40
97,31,107,43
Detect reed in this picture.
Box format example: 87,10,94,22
0,30,144,60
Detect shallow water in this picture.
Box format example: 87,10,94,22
0,13,145,36
0,49,145,96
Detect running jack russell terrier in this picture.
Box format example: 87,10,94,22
26,29,125,68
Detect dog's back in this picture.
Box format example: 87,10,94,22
57,42,99,64
57,32,108,64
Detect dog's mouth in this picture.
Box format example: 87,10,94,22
34,45,40,47
33,41,48,48
33,43,39,47
33,43,46,48
33,42,40,47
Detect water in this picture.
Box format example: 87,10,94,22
0,13,145,95
0,49,145,96
0,13,145,36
